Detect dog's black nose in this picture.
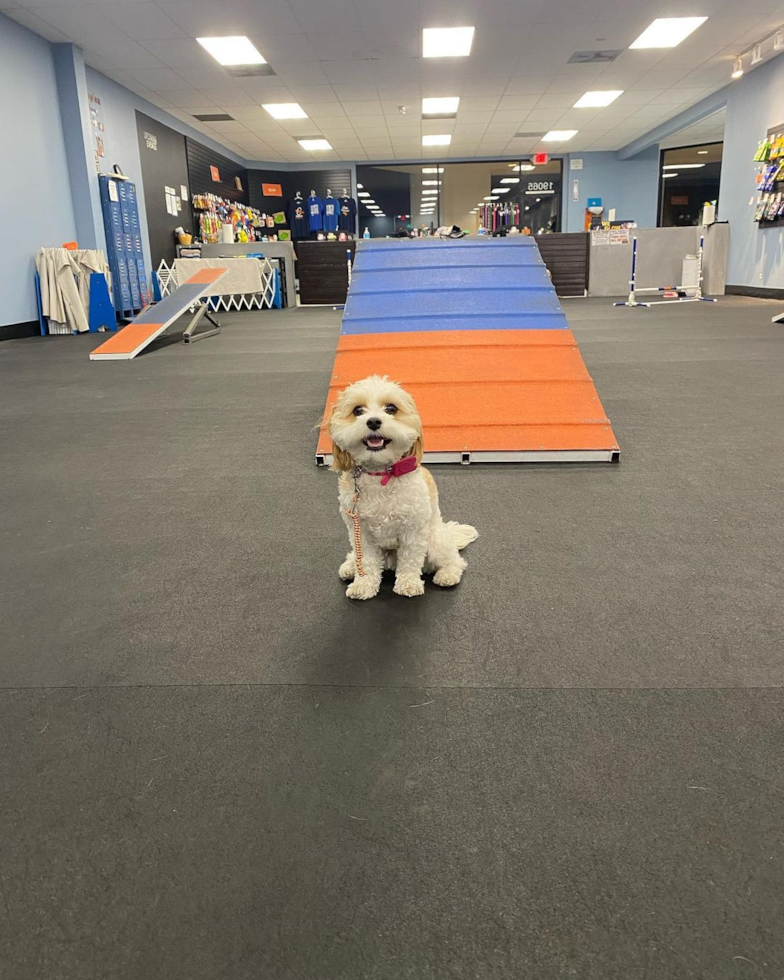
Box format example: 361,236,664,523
366,417,382,431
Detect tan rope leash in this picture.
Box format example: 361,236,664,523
345,469,365,576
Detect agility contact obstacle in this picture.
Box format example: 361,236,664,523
317,238,620,466
614,235,717,309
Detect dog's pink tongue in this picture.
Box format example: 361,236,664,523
367,435,385,448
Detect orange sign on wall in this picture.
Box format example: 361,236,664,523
263,182,283,196
210,165,220,182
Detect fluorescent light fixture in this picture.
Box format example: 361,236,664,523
501,177,520,183
364,199,376,204
262,103,307,119
731,57,744,79
197,36,266,66
515,164,535,171
422,167,445,173
573,90,623,108
661,172,678,178
697,150,708,154
422,26,475,58
491,187,510,193
629,17,707,49
542,130,577,142
298,138,332,150
483,196,498,201
422,134,452,146
356,183,363,188
663,163,705,169
422,96,460,114
423,190,439,195
357,192,370,197
422,180,442,185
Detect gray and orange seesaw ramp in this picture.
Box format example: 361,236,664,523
90,267,227,360
317,237,619,465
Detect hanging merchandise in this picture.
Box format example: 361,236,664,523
287,193,309,238
307,191,324,232
191,192,267,243
323,193,340,233
338,193,357,232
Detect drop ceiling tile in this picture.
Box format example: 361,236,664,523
99,3,187,40
129,67,189,89
491,110,530,123
285,85,339,104
157,0,300,36
172,65,237,88
23,3,123,42
504,77,549,95
2,8,71,42
650,87,709,105
290,0,359,33
496,95,539,111
156,90,219,109
252,32,319,65
333,84,378,102
82,44,166,71
199,88,259,107
458,96,501,112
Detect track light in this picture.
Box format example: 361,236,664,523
775,30,784,50
731,57,744,79
751,44,763,65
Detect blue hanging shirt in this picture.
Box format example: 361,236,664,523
307,195,324,232
323,197,340,232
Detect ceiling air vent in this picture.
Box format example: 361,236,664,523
192,113,235,122
225,64,276,77
568,49,622,64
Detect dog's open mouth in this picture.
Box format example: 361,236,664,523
363,435,390,451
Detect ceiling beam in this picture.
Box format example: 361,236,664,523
617,87,729,160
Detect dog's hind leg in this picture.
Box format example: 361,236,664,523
427,521,468,588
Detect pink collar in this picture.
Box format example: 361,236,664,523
360,455,418,486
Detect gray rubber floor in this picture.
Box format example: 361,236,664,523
2,296,783,978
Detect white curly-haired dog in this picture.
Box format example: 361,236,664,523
329,375,478,600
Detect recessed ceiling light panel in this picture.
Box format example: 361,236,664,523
542,130,578,141
422,167,445,173
197,36,266,66
629,17,707,49
500,177,520,183
662,163,705,169
298,138,332,151
262,103,307,119
422,134,452,146
573,90,623,108
422,96,460,115
422,26,475,58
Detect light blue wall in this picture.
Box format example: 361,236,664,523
564,148,660,232
0,13,77,327
84,67,251,273
719,54,784,289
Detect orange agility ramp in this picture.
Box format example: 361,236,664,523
317,238,618,465
90,267,227,360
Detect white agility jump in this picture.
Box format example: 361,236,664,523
615,235,717,309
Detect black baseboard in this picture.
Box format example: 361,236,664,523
726,284,784,300
1,320,39,341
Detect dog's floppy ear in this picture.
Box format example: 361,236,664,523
331,442,354,473
408,435,424,464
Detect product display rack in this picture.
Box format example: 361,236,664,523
98,174,148,320
753,125,784,227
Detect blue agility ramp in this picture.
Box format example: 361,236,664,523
342,238,567,335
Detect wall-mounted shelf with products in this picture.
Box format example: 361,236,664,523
753,125,784,226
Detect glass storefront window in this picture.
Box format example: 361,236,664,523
356,158,563,237
658,142,723,227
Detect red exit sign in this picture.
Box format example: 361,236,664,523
532,153,549,165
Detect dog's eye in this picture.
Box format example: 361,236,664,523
384,404,398,415
352,406,365,416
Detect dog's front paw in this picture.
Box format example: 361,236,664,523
338,557,355,581
346,577,380,601
393,575,425,597
433,565,463,588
